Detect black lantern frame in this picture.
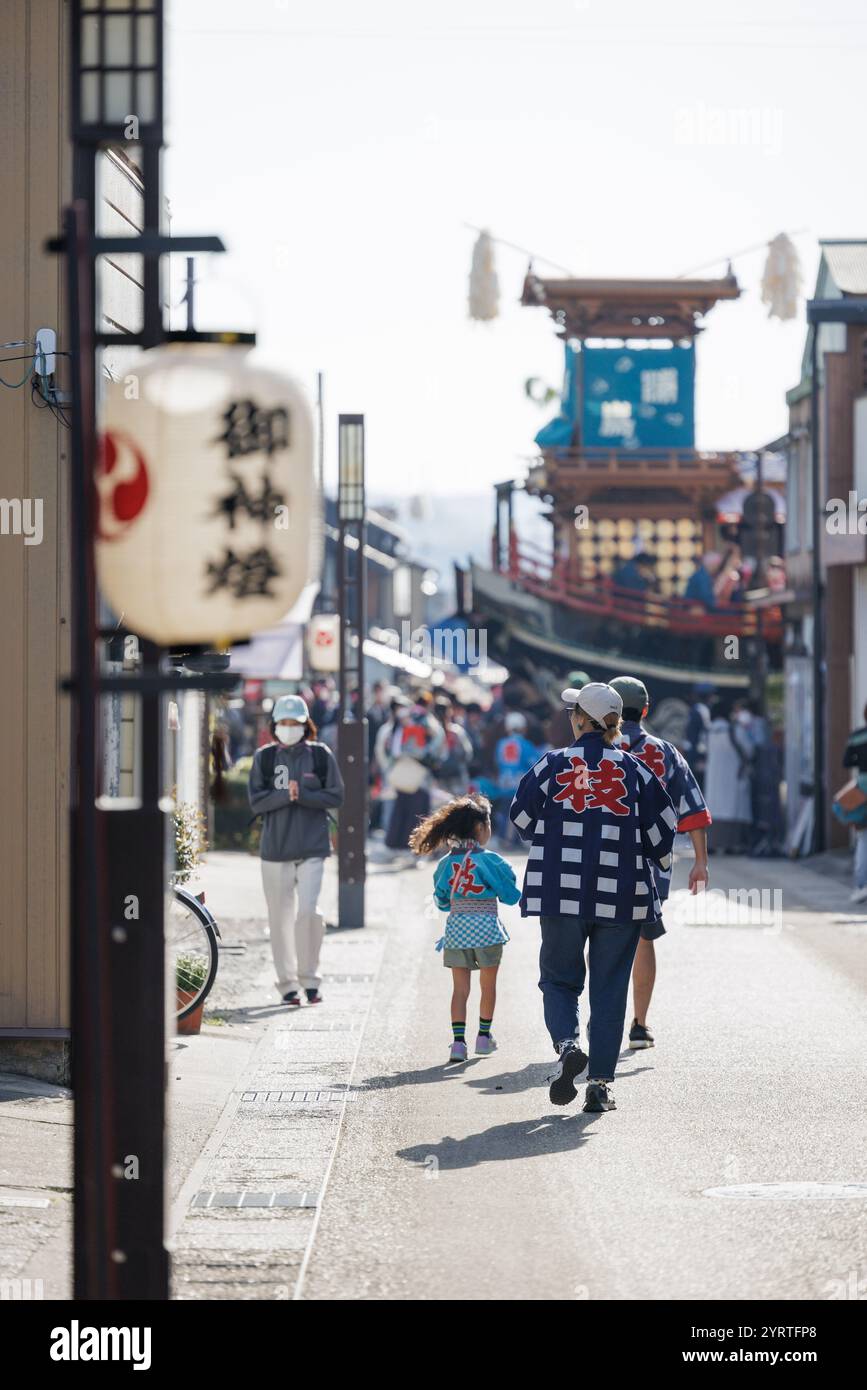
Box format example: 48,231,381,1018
72,0,164,147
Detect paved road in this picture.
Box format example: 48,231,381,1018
5,846,863,1301
301,849,867,1301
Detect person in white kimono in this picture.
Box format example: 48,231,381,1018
704,698,754,853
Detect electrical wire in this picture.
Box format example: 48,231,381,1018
0,351,35,388
463,222,577,278
30,374,71,428
676,229,811,279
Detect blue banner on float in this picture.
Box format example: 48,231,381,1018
581,344,695,450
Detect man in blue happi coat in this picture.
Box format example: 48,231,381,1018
509,683,676,1113
610,675,711,1053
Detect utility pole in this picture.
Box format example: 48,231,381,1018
55,0,234,1299
336,415,368,929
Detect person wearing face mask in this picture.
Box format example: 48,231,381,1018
248,694,344,1006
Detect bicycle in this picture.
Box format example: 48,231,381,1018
168,886,222,1022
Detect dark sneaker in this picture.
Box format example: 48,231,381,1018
305,989,323,1005
628,1019,654,1050
583,1081,616,1112
548,1042,589,1106
282,991,302,1007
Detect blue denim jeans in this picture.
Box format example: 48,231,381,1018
538,916,641,1081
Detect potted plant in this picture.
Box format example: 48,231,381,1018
172,797,206,887
176,953,208,1035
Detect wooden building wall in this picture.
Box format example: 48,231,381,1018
0,2,71,1032
0,7,146,1035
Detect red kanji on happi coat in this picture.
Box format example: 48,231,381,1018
634,741,666,780
449,858,486,895
553,755,630,815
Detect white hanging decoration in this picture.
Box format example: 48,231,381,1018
96,338,316,645
468,229,500,322
307,612,340,673
760,233,802,322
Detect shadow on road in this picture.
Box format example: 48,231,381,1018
202,1003,291,1025
397,1112,598,1170
358,1053,654,1096
464,1062,552,1094
355,1060,486,1092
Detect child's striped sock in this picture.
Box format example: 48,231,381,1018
451,1021,466,1042
478,1017,493,1037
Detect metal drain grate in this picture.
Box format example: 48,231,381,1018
192,1190,319,1209
276,1021,361,1035
240,1088,357,1104
703,1182,867,1201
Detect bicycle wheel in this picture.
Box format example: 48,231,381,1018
168,888,219,1021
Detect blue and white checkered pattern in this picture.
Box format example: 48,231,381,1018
436,908,510,951
431,845,521,950
509,734,677,926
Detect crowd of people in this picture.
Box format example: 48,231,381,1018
241,669,865,1112
408,678,703,1112
613,545,787,612
357,671,785,865
252,669,783,866
684,685,784,857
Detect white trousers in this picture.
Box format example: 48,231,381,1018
261,857,326,995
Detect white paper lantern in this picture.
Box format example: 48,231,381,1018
96,339,316,645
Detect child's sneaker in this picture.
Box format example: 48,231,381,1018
475,1033,497,1055
448,1039,468,1063
628,1019,654,1049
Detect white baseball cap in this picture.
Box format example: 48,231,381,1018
561,681,623,727
272,694,309,723
504,711,527,732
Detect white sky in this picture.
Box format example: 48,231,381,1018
166,0,867,497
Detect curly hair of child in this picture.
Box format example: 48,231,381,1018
408,794,492,857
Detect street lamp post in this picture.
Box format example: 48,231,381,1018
337,415,368,929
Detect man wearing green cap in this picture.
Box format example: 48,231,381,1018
609,675,711,1050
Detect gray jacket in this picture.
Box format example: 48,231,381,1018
248,740,344,862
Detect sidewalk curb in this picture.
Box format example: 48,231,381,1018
166,1021,278,1246
291,936,387,1301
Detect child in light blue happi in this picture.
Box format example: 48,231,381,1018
409,794,520,1062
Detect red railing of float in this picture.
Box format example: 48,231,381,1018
507,539,783,641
